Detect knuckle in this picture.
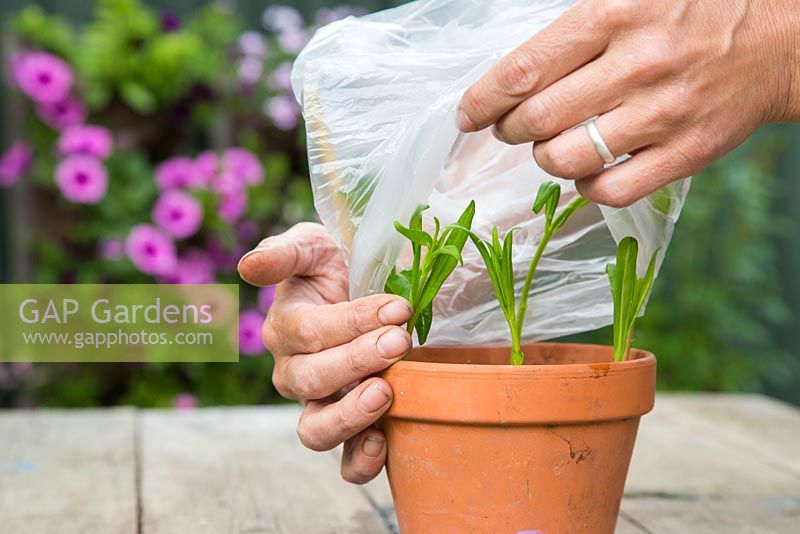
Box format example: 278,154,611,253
497,47,541,96
271,364,291,399
346,298,377,335
523,99,559,139
290,361,325,400
296,416,327,452
262,310,280,353
344,340,374,378
293,313,326,354
626,38,678,81
335,403,360,436
596,0,638,27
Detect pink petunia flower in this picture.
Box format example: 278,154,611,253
58,124,114,159
159,249,215,284
239,309,266,356
222,148,263,186
236,220,261,243
262,5,304,33
173,392,198,410
218,188,247,223
194,151,219,186
267,62,293,92
125,224,177,276
36,96,86,130
238,31,267,57
277,27,309,54
258,285,276,314
13,51,74,104
237,56,263,86
55,155,108,204
155,156,202,190
265,95,301,131
152,190,203,239
207,235,246,271
99,237,124,261
0,141,33,187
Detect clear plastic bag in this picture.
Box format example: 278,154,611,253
291,0,690,345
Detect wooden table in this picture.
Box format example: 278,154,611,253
1,393,798,533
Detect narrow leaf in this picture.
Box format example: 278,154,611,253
415,302,433,345
394,221,432,248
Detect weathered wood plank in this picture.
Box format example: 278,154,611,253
0,408,137,534
621,497,800,534
626,393,800,498
139,406,389,534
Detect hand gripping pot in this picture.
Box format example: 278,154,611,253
291,0,690,345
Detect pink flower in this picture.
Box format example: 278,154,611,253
0,141,33,187
160,249,215,284
13,51,73,104
155,156,202,190
258,285,276,314
238,31,267,57
265,95,300,131
277,28,308,54
99,237,124,261
262,6,304,33
55,155,108,204
194,151,218,185
152,190,203,239
173,392,198,410
239,309,266,356
237,57,263,86
58,124,114,159
125,224,177,276
218,188,247,223
223,148,263,186
267,62,293,92
315,6,361,26
36,96,86,130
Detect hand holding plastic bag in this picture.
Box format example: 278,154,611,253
291,0,689,346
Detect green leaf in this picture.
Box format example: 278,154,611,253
120,81,157,114
553,195,590,232
532,181,561,223
409,204,429,231
415,302,433,345
429,244,463,266
393,221,433,248
384,269,413,301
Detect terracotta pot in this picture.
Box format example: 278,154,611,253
379,342,656,534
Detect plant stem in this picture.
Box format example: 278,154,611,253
514,229,552,350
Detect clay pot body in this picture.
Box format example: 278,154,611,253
380,343,656,534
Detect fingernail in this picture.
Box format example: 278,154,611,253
376,328,411,359
457,105,476,133
358,383,390,413
237,246,268,271
378,299,412,325
362,436,385,458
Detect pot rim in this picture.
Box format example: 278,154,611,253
391,342,654,381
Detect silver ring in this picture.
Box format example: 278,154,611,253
585,119,615,164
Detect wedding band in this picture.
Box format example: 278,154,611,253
585,119,615,164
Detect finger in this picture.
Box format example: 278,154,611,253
575,142,694,208
532,105,662,181
276,325,411,400
458,2,611,133
265,293,412,357
296,378,392,452
493,55,628,145
238,222,341,286
341,428,387,484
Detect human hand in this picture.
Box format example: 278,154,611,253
458,0,800,207
238,223,412,484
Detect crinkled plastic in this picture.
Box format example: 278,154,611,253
291,0,690,346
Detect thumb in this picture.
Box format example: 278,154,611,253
237,222,340,287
